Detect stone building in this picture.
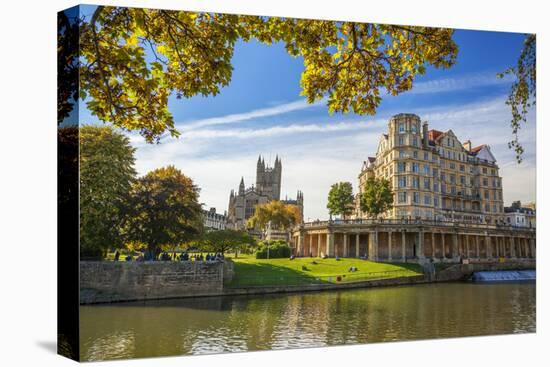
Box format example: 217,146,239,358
290,113,535,263
227,155,304,231
354,113,504,224
505,201,536,228
202,207,227,231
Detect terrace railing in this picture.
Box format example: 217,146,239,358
298,218,535,232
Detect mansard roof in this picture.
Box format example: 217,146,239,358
470,144,486,154
428,129,444,141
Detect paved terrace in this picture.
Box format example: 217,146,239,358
290,219,536,263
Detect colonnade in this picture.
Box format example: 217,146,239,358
292,227,536,262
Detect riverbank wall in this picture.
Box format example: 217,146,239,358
80,259,535,304
80,260,232,304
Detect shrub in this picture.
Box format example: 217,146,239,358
255,240,291,259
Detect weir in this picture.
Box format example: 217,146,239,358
471,270,536,282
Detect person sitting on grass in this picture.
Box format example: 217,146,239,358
125,255,132,262
348,266,358,272
114,250,120,262
289,255,295,260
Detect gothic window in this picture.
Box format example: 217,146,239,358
413,150,418,158
398,177,407,188
398,192,407,203
424,152,429,160
424,178,430,189
413,192,420,204
412,163,419,173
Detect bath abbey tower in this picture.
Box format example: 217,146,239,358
227,155,304,231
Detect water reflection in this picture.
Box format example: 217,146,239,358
80,282,536,361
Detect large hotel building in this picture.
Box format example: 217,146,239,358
355,113,504,224
291,113,535,262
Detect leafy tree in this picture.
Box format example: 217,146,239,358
122,165,203,257
79,125,136,258
359,177,393,219
255,240,291,259
247,200,301,235
498,34,536,163
327,182,355,219
197,229,256,256
61,6,457,142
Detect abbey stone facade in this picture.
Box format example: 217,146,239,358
227,155,304,231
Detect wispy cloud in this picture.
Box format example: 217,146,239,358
177,97,327,131
407,71,515,95
130,94,535,221
169,71,514,135
182,120,376,140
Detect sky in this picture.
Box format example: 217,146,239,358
77,7,536,221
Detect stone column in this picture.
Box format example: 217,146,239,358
343,233,348,258
327,232,335,257
441,232,446,259
496,237,500,258
465,235,470,259
475,235,480,259
370,230,379,261
510,236,516,259
298,234,304,257
317,234,321,257
529,237,535,259
514,237,523,258
431,232,435,258
355,234,360,258
388,231,393,261
402,231,406,262
417,231,425,260
486,235,491,259
452,233,459,259
308,234,313,257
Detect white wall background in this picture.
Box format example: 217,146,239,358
0,0,547,366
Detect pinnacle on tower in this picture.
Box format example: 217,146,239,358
239,176,245,195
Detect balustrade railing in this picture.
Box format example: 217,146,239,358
298,218,535,232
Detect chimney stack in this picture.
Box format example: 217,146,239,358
422,121,429,148
463,140,472,152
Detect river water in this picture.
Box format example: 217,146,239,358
79,282,536,361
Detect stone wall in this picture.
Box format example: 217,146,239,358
80,261,231,304
434,260,536,282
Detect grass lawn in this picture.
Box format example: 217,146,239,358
228,254,423,287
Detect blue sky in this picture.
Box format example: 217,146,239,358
77,7,536,220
